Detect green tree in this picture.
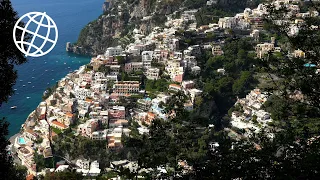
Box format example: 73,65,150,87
0,118,27,179
44,171,83,180
0,0,30,104
0,0,29,179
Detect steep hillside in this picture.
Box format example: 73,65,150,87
66,0,265,55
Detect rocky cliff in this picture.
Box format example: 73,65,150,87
66,0,265,56
66,0,184,56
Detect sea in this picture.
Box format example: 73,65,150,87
0,0,103,137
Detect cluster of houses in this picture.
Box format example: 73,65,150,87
231,89,272,135
15,0,318,178
12,101,57,175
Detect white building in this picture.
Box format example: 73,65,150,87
146,68,160,80
74,87,93,100
218,17,237,29
142,51,154,70
105,46,123,57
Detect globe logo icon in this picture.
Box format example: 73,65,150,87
13,12,58,57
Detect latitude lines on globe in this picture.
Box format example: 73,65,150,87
13,12,58,57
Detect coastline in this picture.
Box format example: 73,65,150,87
9,133,20,145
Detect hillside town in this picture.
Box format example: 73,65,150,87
9,0,319,178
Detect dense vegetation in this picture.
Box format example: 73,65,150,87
120,1,320,179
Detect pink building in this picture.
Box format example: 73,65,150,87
108,106,125,120
174,73,184,83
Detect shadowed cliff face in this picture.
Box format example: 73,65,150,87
66,15,120,55
67,0,184,56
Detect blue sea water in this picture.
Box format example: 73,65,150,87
0,0,103,136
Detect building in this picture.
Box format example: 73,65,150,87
137,98,152,111
169,84,182,92
78,119,99,137
293,49,305,58
187,45,201,57
91,130,107,140
250,29,260,41
107,127,124,149
113,81,140,96
109,119,128,128
110,65,121,75
188,89,202,103
217,68,226,75
125,62,143,73
218,17,237,29
166,60,184,82
181,56,197,69
74,87,93,100
191,66,201,75
146,68,160,80
88,160,101,176
212,45,224,56
255,43,275,58
182,81,195,90
142,51,154,70
51,120,67,130
145,112,156,125
108,106,125,120
105,46,123,57
181,10,198,21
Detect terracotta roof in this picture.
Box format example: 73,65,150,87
169,84,181,88
66,112,73,117
26,174,34,180
51,121,67,129
147,112,155,118
85,98,93,103
110,119,128,125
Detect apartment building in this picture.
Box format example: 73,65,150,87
142,51,154,70
255,43,275,58
105,46,123,57
108,106,125,120
212,45,224,56
125,62,143,73
146,67,160,80
113,81,140,96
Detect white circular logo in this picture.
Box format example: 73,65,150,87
13,12,58,57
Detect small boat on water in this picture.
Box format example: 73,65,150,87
28,82,31,84
45,70,48,71
19,80,23,82
11,106,17,109
64,62,67,65
32,77,35,79
26,97,30,99
22,85,26,87
68,67,70,69
32,86,35,88
14,89,17,91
